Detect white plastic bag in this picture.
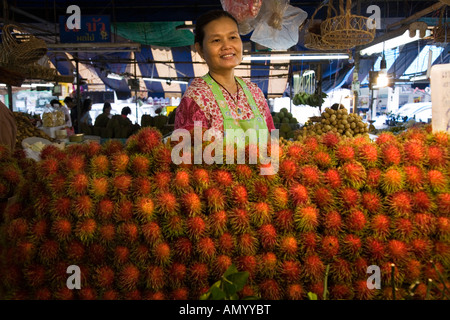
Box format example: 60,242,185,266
250,0,307,50
220,0,263,35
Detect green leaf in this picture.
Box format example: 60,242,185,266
223,264,239,278
242,296,260,300
210,285,227,300
222,280,238,297
307,292,318,300
227,271,250,293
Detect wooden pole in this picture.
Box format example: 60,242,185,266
387,2,445,30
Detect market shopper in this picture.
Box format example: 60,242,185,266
174,10,275,142
0,101,17,151
80,98,93,126
121,106,132,125
94,102,112,127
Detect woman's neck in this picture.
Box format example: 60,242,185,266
209,70,237,94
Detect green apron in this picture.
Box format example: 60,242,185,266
202,73,268,148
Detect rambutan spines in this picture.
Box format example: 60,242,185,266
335,144,355,163
426,169,447,193
231,184,249,207
339,161,366,189
278,159,298,182
302,254,325,282
258,252,278,277
298,165,322,187
427,145,447,168
294,205,319,232
381,143,402,166
403,166,425,191
313,187,335,209
323,168,342,189
181,192,202,217
387,191,413,217
129,154,150,176
381,167,405,194
321,210,343,235
356,143,379,167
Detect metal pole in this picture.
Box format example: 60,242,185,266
75,52,81,134
134,52,138,124
7,85,13,111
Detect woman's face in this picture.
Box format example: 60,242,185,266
196,17,242,74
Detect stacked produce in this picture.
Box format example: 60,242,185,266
0,125,448,300
297,106,369,140
13,112,53,149
271,108,299,139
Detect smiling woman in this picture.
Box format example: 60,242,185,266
174,10,275,142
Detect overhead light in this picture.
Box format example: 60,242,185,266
242,54,349,61
21,83,55,88
0,84,6,87
143,77,188,85
360,29,432,55
107,73,124,80
410,75,429,82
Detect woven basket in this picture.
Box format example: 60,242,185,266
320,0,375,49
0,64,26,86
1,24,47,65
434,8,449,43
304,3,340,50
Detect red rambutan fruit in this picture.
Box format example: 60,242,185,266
366,167,382,189
370,214,391,239
90,154,109,176
155,191,178,216
101,290,119,300
403,140,426,164
132,176,152,196
135,197,155,222
365,237,386,262
186,216,207,239
427,145,446,168
258,252,278,277
7,218,28,242
426,169,447,192
66,240,85,261
189,262,209,284
152,171,172,192
75,218,97,243
217,232,235,254
87,243,106,265
133,127,162,153
353,257,368,277
232,184,248,207
330,258,353,283
229,208,251,234
79,287,97,300
237,232,257,255
436,216,450,240
423,261,445,282
387,239,409,262
15,241,35,263
38,240,59,263
182,192,202,216
192,168,210,189
259,279,282,300
98,224,115,243
73,195,94,218
204,187,225,212
434,241,450,265
279,159,298,181
361,191,382,214
168,262,187,285
197,237,216,260
171,287,190,300
380,262,404,285
322,210,342,235
213,255,232,277
286,143,307,162
97,199,114,221
252,180,270,200
381,143,402,166
153,242,171,265
388,191,413,217
173,237,193,261
410,238,433,260
281,260,302,282
145,265,165,290
115,199,134,221
114,246,130,265
313,187,334,209
404,259,422,283
339,161,366,189
117,223,139,243
214,169,233,188
342,234,362,257
111,152,129,173
89,176,109,198
330,284,353,300
279,235,298,258
234,164,254,181
130,154,150,176
436,193,450,215
308,282,324,299
51,197,71,218
321,235,340,259
324,168,342,189
271,186,290,209
299,165,322,187
162,214,185,239
335,144,355,163
274,209,294,232
303,135,320,153
31,219,48,241
353,279,376,300
69,173,89,195
300,231,319,253
54,287,75,300
286,284,304,300
302,254,325,282
258,224,278,250
412,191,433,213
394,218,414,240
119,264,140,290
51,219,72,241
66,154,85,174
113,174,133,195
295,205,319,232
173,170,191,192
357,143,379,167
413,213,436,235
237,255,258,278
313,150,334,169
38,158,59,177
289,183,309,206
3,202,22,221
339,187,360,209
249,202,272,227
403,165,425,191
321,131,340,149
208,210,227,236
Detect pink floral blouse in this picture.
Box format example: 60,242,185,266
174,77,275,133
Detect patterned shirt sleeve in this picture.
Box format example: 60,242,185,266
174,96,210,131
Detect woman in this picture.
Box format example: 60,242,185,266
80,98,93,126
174,10,275,144
94,102,112,127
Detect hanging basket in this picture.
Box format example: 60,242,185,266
320,0,375,49
304,3,336,50
434,8,450,44
0,64,26,87
1,24,48,65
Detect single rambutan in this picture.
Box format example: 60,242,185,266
404,259,422,283
110,152,129,173
90,155,109,176
255,224,277,250
113,174,133,195
339,187,360,209
153,171,172,191
97,199,114,221
38,144,61,160
7,218,28,242
303,135,320,153
240,285,259,299
341,234,362,257
217,232,235,254
302,254,325,281
117,223,139,243
130,154,150,176
2,202,22,221
213,255,232,278
189,262,209,284
115,199,134,221
339,161,366,189
50,197,71,218
330,283,353,300
381,167,404,194
436,216,450,240
132,127,162,154
436,193,450,215
321,235,339,259
168,262,187,285
118,264,140,290
30,219,48,241
308,282,324,299
286,143,307,162
434,241,450,265
387,191,412,217
65,240,85,261
79,287,97,300
381,144,402,166
186,215,207,239
214,169,233,188
252,180,270,200
324,168,342,189
330,258,353,283
75,218,97,243
313,150,334,169
313,187,334,209
335,144,355,163
0,164,21,187
173,237,193,261
380,262,404,286
274,209,294,232
361,192,382,214
98,224,115,243
69,173,89,195
410,238,433,260
135,197,155,222
38,240,59,263
258,279,282,300
295,206,319,232
370,214,391,239
426,169,447,192
322,210,342,235
89,176,109,198
234,164,254,181
365,237,386,262
289,183,309,206
66,154,85,174
171,287,190,300
38,158,59,177
392,218,413,241
197,237,216,260
182,192,202,216
236,232,257,256
73,195,94,218
132,244,150,263
357,143,379,167
132,176,152,196
423,261,445,282
258,252,278,277
54,287,75,300
101,290,119,300
353,257,368,277
271,186,290,209
207,210,227,236
427,145,446,168
403,165,425,191
248,202,272,227
403,140,426,165
231,184,248,207
87,243,106,265
321,131,340,149
162,214,185,239
286,284,304,300
279,235,298,258
353,280,376,300
154,191,178,216
229,208,251,234
172,170,191,192
114,246,130,265
413,213,436,235
366,167,382,189
51,219,72,241
145,265,165,290
300,231,319,253
412,191,433,212
299,165,322,187
387,239,409,262
280,260,302,282
15,241,35,263
236,255,258,278
203,187,225,212
279,159,298,181
153,242,171,265
192,168,210,190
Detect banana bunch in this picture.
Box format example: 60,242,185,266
293,92,328,107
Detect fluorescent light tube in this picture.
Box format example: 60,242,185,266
410,75,428,81
242,54,349,61
143,78,188,84
107,73,124,80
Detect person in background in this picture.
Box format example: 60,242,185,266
80,98,93,126
63,96,76,128
121,106,132,125
94,102,112,127
174,10,275,143
0,101,17,151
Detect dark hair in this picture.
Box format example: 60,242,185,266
194,10,239,47
103,102,111,112
50,99,60,107
121,106,131,116
63,96,73,104
81,98,92,114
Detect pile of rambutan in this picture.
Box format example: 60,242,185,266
0,125,448,300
